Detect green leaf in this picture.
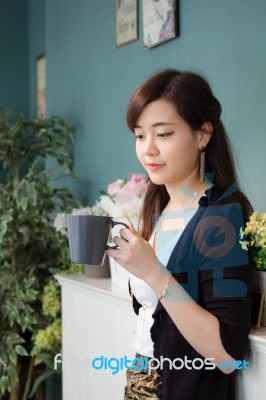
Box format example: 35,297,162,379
0,211,13,244
9,350,17,364
7,366,18,380
8,312,15,328
99,190,109,196
20,196,29,210
33,353,55,370
8,333,25,344
26,289,38,299
25,304,34,314
25,276,36,290
15,345,28,357
0,275,12,288
0,353,8,367
16,180,37,209
0,375,9,393
25,314,37,325
28,369,56,398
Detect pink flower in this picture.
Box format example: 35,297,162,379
105,174,149,205
127,173,149,197
112,174,148,204
115,183,136,204
128,173,148,184
107,179,125,195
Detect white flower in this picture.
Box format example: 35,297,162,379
53,213,67,236
91,201,109,216
98,195,124,218
54,173,147,237
122,196,144,219
239,227,245,240
98,195,144,220
71,206,93,215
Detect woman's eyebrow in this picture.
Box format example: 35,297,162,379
134,122,175,128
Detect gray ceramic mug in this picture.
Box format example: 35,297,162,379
66,214,129,266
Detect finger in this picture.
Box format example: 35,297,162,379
119,227,137,240
118,228,129,242
106,247,122,259
125,219,134,230
113,235,127,248
125,219,143,237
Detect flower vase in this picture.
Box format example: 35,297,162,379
251,268,266,327
84,255,111,279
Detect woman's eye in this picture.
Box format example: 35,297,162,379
135,134,144,140
157,131,174,138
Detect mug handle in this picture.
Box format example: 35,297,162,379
106,221,129,250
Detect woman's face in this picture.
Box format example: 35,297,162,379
134,98,204,187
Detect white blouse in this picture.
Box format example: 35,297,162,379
130,207,198,357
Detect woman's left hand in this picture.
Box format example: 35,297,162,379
106,225,159,282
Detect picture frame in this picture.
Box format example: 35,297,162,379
36,54,46,119
142,0,179,49
115,0,138,47
251,291,265,329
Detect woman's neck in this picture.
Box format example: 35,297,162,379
164,179,210,211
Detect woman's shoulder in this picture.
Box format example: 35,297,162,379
196,183,247,235
199,183,237,206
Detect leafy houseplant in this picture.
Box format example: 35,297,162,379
0,109,82,400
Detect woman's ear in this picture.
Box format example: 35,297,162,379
198,122,213,149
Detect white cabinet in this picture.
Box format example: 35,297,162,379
57,275,266,400
56,275,136,400
235,327,266,399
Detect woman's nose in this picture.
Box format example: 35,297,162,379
144,137,159,156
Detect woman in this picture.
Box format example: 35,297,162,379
107,69,253,400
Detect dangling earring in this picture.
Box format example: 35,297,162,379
199,147,206,183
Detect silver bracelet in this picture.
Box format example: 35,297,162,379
158,272,171,301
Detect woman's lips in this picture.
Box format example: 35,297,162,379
147,163,165,171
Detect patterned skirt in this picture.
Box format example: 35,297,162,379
124,353,160,400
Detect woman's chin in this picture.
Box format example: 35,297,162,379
148,176,165,186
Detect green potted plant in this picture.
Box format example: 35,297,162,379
0,109,82,400
240,211,266,273
240,211,266,325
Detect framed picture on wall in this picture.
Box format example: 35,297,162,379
142,0,178,48
36,54,46,118
115,0,138,47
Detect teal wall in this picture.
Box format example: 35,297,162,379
0,0,29,112
1,0,265,210
34,0,266,211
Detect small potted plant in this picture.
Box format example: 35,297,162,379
240,211,266,325
240,211,266,272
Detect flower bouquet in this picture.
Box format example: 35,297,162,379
98,173,149,224
240,211,266,326
54,173,149,233
98,173,149,286
240,212,266,271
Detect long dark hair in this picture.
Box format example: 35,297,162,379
126,69,253,240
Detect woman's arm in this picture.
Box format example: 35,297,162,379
107,233,238,374
145,261,237,374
